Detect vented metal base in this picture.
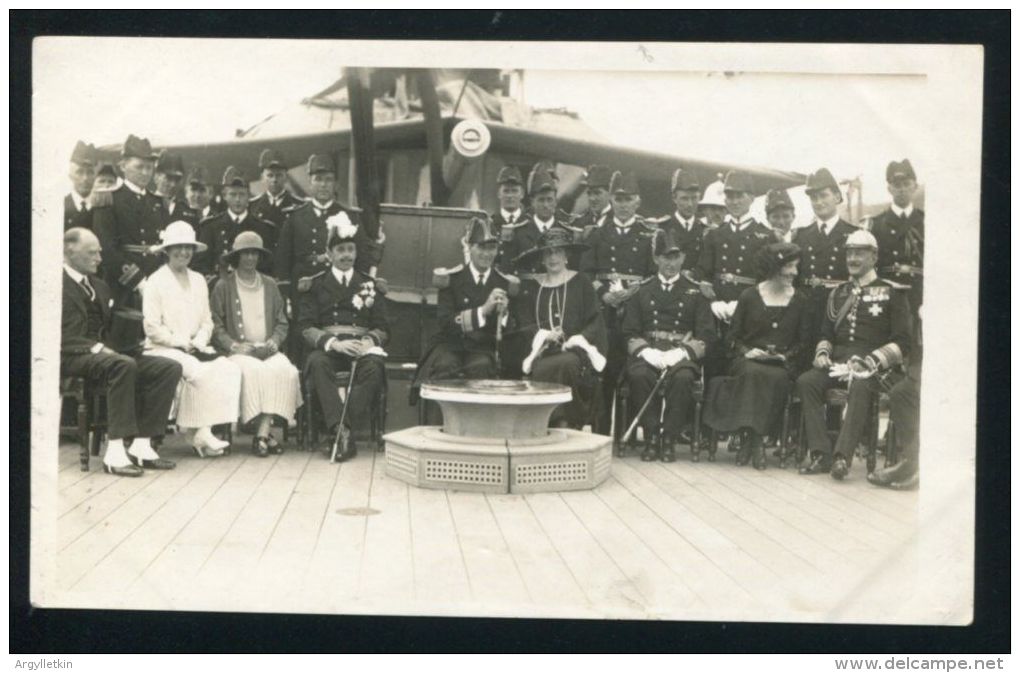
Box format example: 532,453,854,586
384,427,611,494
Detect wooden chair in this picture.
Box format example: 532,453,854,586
613,366,706,459
59,376,106,471
301,370,387,453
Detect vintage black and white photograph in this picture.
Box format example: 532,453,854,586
29,37,983,626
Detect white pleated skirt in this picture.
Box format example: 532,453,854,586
145,348,242,428
229,352,302,424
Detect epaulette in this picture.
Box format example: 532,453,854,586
494,268,522,296
646,215,671,225
88,187,115,209
431,263,463,288
638,218,660,231
283,201,309,214
499,220,528,242
879,277,911,291
558,221,584,233
338,202,363,213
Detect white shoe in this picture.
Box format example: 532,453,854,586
102,439,134,469
193,427,229,456
127,437,159,461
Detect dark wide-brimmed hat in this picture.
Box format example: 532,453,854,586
307,153,335,176
514,227,588,263
187,165,210,187
225,230,272,266
609,170,641,196
756,241,801,279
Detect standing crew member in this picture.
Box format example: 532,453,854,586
765,188,796,243
93,134,169,352
652,167,706,272
697,176,728,229
796,230,913,480
154,151,187,221
574,164,614,240
64,141,97,231
196,166,277,280
249,148,303,227
500,163,583,278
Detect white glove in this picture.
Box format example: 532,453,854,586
639,348,666,370
563,334,606,372
522,329,552,375
662,347,689,368
710,301,733,322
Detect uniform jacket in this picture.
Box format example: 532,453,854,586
209,273,290,353
92,182,169,292
574,206,613,240
622,274,715,366
651,213,707,271
499,214,584,277
196,211,278,276
433,264,514,353
792,219,858,286
869,207,924,312
276,201,381,292
297,268,389,350
695,217,774,302
61,270,113,357
817,276,913,368
64,194,93,231
249,190,304,227
580,216,659,297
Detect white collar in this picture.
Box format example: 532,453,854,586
201,205,211,218
70,192,89,211
674,211,696,229
891,203,914,218
534,215,555,231
266,190,286,205
312,199,334,212
63,263,86,284
501,207,522,221
816,213,840,231
614,216,636,229
726,214,751,231
229,210,248,224
331,266,353,285
658,273,680,287
124,180,147,196
468,262,490,284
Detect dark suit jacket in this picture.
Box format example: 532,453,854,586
656,213,707,271
433,265,513,353
276,201,381,292
297,268,389,350
792,219,858,284
249,190,304,227
61,270,112,357
195,211,278,276
92,183,168,291
64,194,93,231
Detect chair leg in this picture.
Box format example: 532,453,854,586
692,399,703,461
866,396,879,474
885,420,898,467
779,400,791,468
77,394,89,471
376,389,388,452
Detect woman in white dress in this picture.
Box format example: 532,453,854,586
142,221,242,457
210,231,301,457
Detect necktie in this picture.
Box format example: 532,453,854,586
80,277,96,301
662,283,673,293
819,223,827,236
340,273,347,288
477,273,485,287
80,199,89,212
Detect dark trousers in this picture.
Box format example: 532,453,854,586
305,351,385,434
796,366,880,464
107,286,146,354
420,346,496,425
595,321,627,434
626,360,697,439
889,371,920,466
61,352,182,440
532,350,597,429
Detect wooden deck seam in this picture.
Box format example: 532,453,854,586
482,493,535,604
520,495,593,609
257,451,314,561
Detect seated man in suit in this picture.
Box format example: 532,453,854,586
297,222,389,462
61,228,183,477
413,215,517,423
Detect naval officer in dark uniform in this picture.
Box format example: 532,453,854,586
622,228,715,462
177,165,212,230
581,170,659,436
153,151,188,223
64,141,97,231
797,229,913,480
413,215,517,423
196,166,277,280
574,164,614,240
499,163,583,279
792,168,858,342
249,148,303,227
298,223,389,462
93,134,169,352
651,167,707,272
765,187,796,243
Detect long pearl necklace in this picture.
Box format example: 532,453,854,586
236,272,261,290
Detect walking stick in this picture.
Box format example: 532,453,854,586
621,366,671,445
331,356,359,463
494,301,504,373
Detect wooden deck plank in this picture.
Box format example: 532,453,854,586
58,469,122,517
594,475,757,614
522,491,647,618
485,492,590,613
58,457,210,591
445,489,531,608
406,484,473,608
559,487,704,616
357,452,415,608
70,452,244,602
296,451,376,613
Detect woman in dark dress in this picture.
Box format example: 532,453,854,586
703,242,812,469
513,228,608,429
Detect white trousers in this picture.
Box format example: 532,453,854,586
229,352,302,425
145,348,242,428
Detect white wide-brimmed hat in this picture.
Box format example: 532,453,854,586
153,220,208,253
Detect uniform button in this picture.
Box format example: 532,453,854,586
723,243,729,249
891,229,897,235
828,265,835,270
722,255,728,261
772,322,778,329
893,250,899,256
740,245,746,250
738,256,743,261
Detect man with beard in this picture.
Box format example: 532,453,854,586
249,149,303,227
796,230,912,480
64,141,97,231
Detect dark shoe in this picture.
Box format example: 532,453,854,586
830,455,850,481
640,436,660,462
725,433,740,453
266,433,284,455
889,471,919,491
128,454,176,470
330,425,357,463
661,438,676,463
752,444,766,471
867,458,912,486
691,447,700,463
799,452,829,475
253,436,270,458
735,445,751,466
103,463,144,477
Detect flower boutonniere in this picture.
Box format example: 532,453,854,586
352,280,376,310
